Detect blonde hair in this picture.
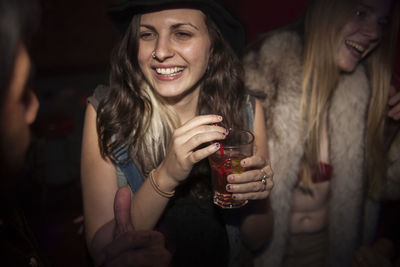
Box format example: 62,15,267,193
132,82,179,176
299,0,399,198
364,0,399,199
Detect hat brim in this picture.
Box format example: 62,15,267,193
107,0,245,54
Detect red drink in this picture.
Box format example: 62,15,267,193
209,151,248,208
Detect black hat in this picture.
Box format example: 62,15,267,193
107,0,246,54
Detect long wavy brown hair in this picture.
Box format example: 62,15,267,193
96,10,246,195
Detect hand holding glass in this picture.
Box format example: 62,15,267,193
208,129,254,208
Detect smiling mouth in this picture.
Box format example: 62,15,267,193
155,67,184,76
345,40,366,55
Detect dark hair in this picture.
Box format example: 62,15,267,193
97,9,246,191
0,0,40,101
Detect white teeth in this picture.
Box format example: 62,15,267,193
345,40,366,53
155,67,184,75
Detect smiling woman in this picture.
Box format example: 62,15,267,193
243,0,400,266
138,9,211,104
335,0,393,72
80,0,274,266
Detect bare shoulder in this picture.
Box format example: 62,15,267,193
253,98,268,158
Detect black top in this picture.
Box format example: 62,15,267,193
157,165,230,267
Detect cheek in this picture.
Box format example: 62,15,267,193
0,103,31,162
340,19,359,36
365,41,381,56
185,42,211,70
137,46,152,71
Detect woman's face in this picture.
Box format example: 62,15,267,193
335,0,392,72
138,8,211,99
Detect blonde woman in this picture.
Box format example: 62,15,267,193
243,0,400,266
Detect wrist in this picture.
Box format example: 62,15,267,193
152,167,179,194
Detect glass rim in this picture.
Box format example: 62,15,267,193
220,128,254,148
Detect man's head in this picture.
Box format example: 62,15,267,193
0,0,40,197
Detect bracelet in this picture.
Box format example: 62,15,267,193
149,169,175,198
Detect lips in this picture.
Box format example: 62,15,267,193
153,66,185,81
344,40,370,61
155,67,184,75
345,40,366,54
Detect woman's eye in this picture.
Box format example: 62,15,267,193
140,32,155,40
175,31,192,39
355,10,366,17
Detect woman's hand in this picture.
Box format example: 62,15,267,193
159,114,228,186
388,84,400,120
225,155,274,201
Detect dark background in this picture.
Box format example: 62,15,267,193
24,1,400,267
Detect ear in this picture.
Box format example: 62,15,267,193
24,89,39,124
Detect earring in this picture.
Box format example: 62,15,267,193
152,50,156,59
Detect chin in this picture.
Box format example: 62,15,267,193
337,55,361,73
338,62,358,73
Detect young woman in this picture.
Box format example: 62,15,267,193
81,0,274,266
243,0,400,266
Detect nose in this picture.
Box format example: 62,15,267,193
153,35,174,61
362,20,382,41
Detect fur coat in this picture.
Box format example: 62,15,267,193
243,30,400,267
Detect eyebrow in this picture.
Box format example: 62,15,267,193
359,3,374,12
359,3,390,19
140,23,200,31
171,23,199,31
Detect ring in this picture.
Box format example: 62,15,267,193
261,177,267,190
261,177,267,185
260,168,268,180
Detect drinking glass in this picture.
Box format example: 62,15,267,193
208,129,254,208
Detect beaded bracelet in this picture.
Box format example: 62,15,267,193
149,169,175,198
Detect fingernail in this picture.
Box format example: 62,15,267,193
232,195,236,199
217,116,223,121
226,185,231,191
228,175,234,182
215,143,220,148
241,160,246,166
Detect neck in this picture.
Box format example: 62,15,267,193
167,87,200,125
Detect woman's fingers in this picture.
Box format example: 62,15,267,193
171,126,226,166
229,179,273,200
171,116,227,163
176,114,224,135
225,156,274,200
388,103,400,120
388,85,400,120
161,115,228,183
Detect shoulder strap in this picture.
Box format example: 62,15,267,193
113,145,143,193
244,94,255,132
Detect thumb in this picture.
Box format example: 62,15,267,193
114,186,135,238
